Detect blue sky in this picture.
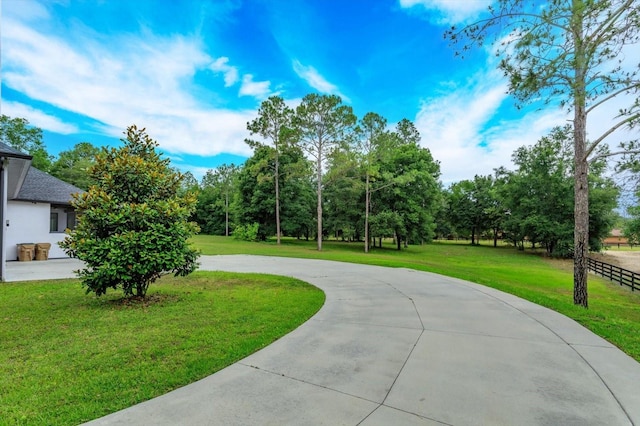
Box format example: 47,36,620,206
2,0,634,184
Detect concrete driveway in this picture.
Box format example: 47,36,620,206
5,257,85,282
8,255,640,425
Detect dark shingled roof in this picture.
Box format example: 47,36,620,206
0,141,32,160
13,167,84,205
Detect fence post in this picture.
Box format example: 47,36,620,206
620,267,623,287
609,263,614,282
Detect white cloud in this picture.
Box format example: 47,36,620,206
399,0,491,24
238,74,272,99
209,56,239,87
586,90,639,151
2,0,50,21
413,70,566,184
292,59,350,102
210,58,273,99
412,37,640,186
179,165,213,181
414,76,637,185
1,101,79,134
1,15,256,158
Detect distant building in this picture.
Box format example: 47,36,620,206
603,229,629,247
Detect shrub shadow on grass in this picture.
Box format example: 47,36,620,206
104,293,182,309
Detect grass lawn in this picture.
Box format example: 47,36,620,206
0,271,324,425
193,235,640,362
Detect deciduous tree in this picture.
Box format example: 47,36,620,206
624,205,640,245
374,127,441,249
235,144,312,240
447,176,495,245
0,115,53,171
324,147,364,241
60,125,199,298
50,142,99,190
501,126,619,256
196,164,239,235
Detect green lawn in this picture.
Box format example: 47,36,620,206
193,235,640,362
0,271,324,425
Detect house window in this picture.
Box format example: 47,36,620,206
50,212,59,232
66,211,76,230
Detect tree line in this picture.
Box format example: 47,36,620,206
0,108,632,259
190,94,442,252
189,95,624,259
1,115,99,190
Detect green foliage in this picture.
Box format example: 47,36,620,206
49,142,99,189
60,125,199,298
323,148,364,240
235,144,314,240
624,206,640,245
0,114,53,171
246,96,297,244
444,174,508,246
179,171,199,194
373,127,442,249
233,222,260,241
619,158,640,245
448,0,639,116
323,116,442,250
195,164,239,235
235,95,442,250
295,93,357,250
355,112,389,251
446,176,498,244
500,126,619,257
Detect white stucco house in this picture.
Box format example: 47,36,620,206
0,142,83,280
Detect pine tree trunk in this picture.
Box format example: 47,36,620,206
225,190,229,237
572,0,589,308
275,153,281,245
316,150,323,251
574,106,589,308
364,173,370,253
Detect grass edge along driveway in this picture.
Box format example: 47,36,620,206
0,271,325,425
194,235,640,364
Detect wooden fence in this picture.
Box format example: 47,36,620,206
587,257,638,292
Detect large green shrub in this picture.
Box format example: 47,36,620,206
60,125,199,297
233,223,260,241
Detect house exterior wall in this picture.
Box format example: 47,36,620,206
1,165,7,279
6,201,70,260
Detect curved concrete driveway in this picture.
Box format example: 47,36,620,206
49,255,639,425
